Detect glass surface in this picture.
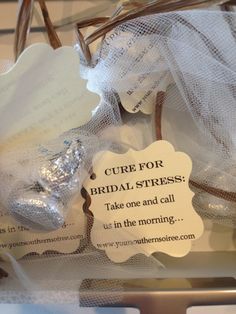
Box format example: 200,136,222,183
188,305,236,314
0,304,139,314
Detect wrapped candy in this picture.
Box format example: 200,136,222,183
0,91,120,231
8,136,86,231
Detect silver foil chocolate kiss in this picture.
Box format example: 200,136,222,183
9,139,85,231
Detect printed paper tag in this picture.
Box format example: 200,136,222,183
0,43,100,149
119,71,172,115
101,30,173,114
0,195,86,259
85,141,204,263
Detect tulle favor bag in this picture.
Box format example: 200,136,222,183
77,1,236,228
0,0,235,307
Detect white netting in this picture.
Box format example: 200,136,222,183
0,92,121,231
80,10,236,227
1,8,236,306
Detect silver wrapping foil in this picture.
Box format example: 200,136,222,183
9,190,64,231
194,191,236,225
9,139,85,231
39,139,85,197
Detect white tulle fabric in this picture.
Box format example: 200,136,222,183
82,10,236,227
1,9,236,305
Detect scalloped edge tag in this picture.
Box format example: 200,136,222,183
0,43,100,149
85,141,204,263
0,194,86,259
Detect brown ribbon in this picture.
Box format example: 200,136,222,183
155,92,236,202
76,0,233,65
14,0,34,60
14,0,62,60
